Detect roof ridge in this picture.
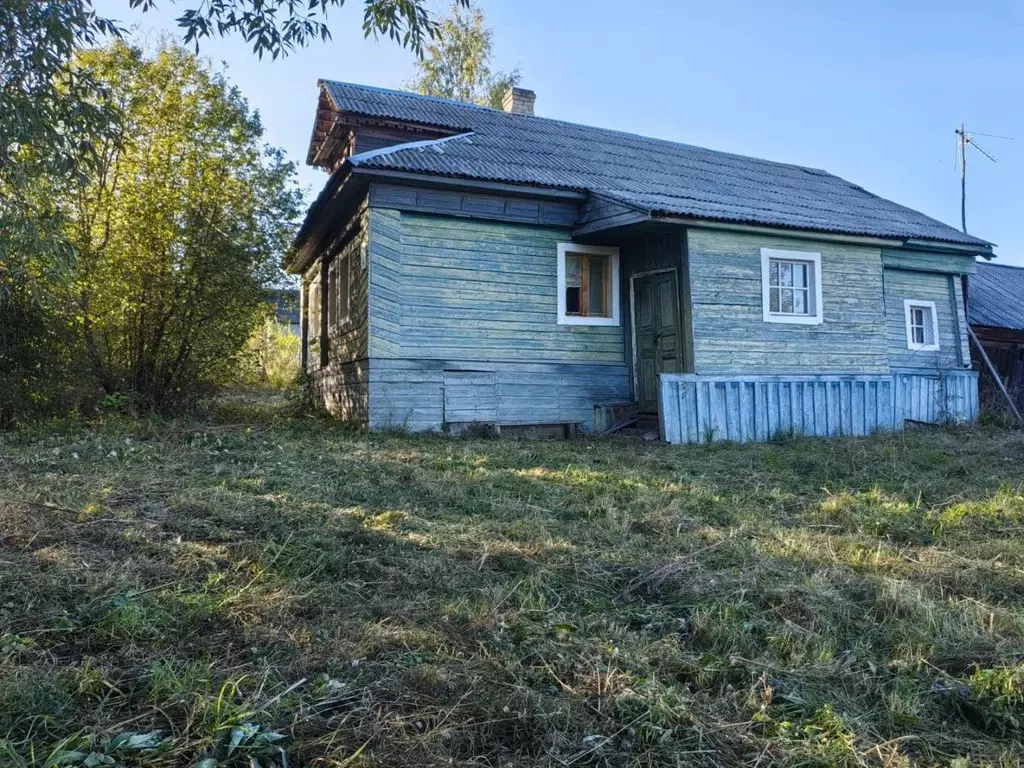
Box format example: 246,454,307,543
320,79,841,178
315,80,994,250
320,79,505,114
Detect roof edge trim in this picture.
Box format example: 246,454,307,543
352,167,588,201
656,215,907,248
350,133,476,166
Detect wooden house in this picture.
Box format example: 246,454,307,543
288,82,994,443
969,262,1024,412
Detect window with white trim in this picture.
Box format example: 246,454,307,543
760,248,823,325
557,243,620,326
308,273,321,340
904,299,939,351
328,254,350,329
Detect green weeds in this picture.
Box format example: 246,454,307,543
1,405,1023,765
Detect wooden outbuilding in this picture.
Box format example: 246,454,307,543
970,262,1024,412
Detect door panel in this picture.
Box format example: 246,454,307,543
634,271,681,413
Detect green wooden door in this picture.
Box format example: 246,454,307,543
634,271,682,413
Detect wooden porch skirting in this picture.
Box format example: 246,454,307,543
658,371,979,445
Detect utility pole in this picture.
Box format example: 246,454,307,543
954,124,1021,421
956,122,967,232
954,124,1001,234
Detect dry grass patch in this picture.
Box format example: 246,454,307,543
1,402,1023,766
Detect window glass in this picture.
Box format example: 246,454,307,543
768,258,813,317
588,256,606,317
328,262,338,328
911,307,925,345
335,256,349,327
565,253,582,315
563,253,611,318
557,244,619,326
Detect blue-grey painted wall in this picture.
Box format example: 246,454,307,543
687,229,891,374
304,191,978,434
366,207,630,431
660,371,979,445
306,203,371,424
883,268,970,371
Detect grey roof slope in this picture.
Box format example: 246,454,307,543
970,262,1024,331
323,80,991,249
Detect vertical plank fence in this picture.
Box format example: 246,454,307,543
659,371,979,445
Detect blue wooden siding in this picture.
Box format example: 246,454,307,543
895,370,978,424
883,268,967,370
365,208,630,430
307,204,371,425
443,371,498,423
369,183,578,228
367,207,403,358
660,371,978,444
368,209,625,363
881,248,977,275
687,229,891,374
369,359,629,432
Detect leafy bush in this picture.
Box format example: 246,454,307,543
58,42,300,414
237,319,301,391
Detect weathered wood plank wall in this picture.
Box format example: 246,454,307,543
370,183,578,228
882,269,966,370
308,204,371,424
660,371,979,444
366,207,630,431
687,229,891,373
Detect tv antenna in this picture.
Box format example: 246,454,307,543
955,123,1011,233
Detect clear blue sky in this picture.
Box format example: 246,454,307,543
95,0,1024,264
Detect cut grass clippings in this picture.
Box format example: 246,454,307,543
1,398,1024,766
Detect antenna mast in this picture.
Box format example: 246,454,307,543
954,124,1004,234
956,123,967,232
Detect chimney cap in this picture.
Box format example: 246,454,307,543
502,87,536,116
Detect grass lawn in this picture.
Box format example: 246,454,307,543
2,398,1024,767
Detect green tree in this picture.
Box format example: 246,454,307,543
1,0,466,279
64,41,302,411
3,1,462,421
407,0,519,109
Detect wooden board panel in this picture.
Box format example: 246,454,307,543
311,358,370,425
882,268,965,371
370,183,578,228
367,208,626,364
687,229,891,374
660,371,979,445
881,248,977,275
368,358,630,432
443,371,497,423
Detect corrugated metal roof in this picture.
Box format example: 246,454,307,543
970,262,1024,331
321,81,992,249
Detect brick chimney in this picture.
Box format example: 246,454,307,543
501,87,536,116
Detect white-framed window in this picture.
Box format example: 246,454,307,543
328,254,350,329
903,299,940,351
308,272,321,340
557,243,620,326
760,248,823,325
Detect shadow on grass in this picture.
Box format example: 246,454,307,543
2,404,1024,765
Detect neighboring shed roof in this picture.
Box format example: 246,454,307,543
320,80,991,249
970,262,1024,331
